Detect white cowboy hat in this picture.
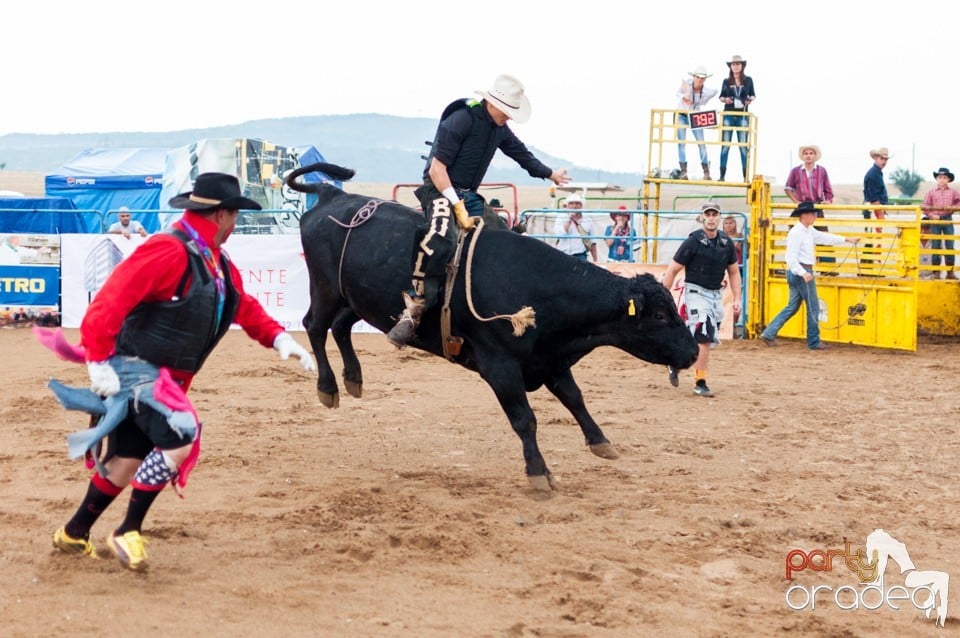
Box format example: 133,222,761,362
688,66,712,79
799,145,821,161
475,74,531,123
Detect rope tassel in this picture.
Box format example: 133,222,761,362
509,306,537,336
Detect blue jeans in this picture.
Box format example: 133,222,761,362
761,268,821,348
927,216,955,266
720,114,749,172
676,113,708,165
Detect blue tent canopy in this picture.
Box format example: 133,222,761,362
0,196,93,233
45,148,168,232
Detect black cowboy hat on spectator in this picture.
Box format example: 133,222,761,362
790,201,822,217
168,172,262,211
933,167,955,182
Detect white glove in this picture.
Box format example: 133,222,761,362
87,361,121,397
273,332,316,372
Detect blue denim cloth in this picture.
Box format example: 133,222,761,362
676,113,708,165
927,217,955,266
48,356,198,470
760,267,821,348
720,114,749,171
459,190,487,217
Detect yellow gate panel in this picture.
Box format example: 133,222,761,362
918,280,960,336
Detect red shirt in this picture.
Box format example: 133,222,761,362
922,184,960,218
80,211,284,390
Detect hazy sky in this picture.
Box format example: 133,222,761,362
4,1,956,184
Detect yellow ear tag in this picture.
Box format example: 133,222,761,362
628,299,636,316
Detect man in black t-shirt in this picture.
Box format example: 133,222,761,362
661,203,742,397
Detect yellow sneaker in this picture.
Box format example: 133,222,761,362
52,526,97,558
106,531,149,572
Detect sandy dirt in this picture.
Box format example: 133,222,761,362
2,326,959,637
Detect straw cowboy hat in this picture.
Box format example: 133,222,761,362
799,145,821,161
475,74,531,124
869,147,893,160
688,66,712,79
933,167,955,182
726,55,747,68
169,172,262,211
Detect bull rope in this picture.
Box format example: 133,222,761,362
329,200,381,295
462,221,536,336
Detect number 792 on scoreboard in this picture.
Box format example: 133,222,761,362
689,110,718,129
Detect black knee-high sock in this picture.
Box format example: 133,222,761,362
65,478,121,539
115,488,162,535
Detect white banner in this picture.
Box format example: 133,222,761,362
59,234,362,332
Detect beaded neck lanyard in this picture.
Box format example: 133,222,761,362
180,219,225,324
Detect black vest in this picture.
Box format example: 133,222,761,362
114,229,240,373
684,229,733,290
423,99,502,191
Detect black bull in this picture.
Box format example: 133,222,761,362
287,163,698,490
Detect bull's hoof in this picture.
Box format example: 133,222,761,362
589,442,619,460
527,473,557,492
344,380,362,398
317,390,340,408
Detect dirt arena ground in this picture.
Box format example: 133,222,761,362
2,326,959,637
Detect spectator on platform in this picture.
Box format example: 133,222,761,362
921,167,960,280
718,55,756,182
785,145,833,206
863,147,891,223
675,66,717,180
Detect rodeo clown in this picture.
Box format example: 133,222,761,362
47,173,315,571
661,202,742,397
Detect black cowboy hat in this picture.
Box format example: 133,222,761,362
790,201,822,217
168,172,262,211
933,167,955,182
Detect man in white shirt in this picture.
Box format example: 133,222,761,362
553,193,597,261
759,202,858,350
108,206,147,239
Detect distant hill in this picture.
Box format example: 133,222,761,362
0,114,642,187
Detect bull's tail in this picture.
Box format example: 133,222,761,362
285,162,356,194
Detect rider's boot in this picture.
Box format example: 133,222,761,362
386,292,426,348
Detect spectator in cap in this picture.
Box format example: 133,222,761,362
553,192,597,262
661,202,742,397
920,167,960,279
759,202,859,350
108,206,147,239
718,55,756,182
675,66,718,180
603,205,636,262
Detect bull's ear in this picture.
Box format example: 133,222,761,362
627,295,644,317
